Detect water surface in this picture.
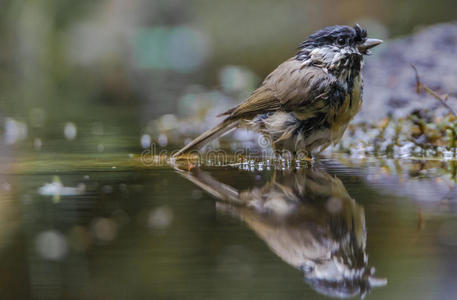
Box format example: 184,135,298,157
1,152,457,299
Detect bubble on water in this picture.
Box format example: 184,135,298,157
4,118,28,145
148,206,173,229
158,133,168,147
64,122,77,140
35,231,68,261
38,178,85,197
91,218,117,242
141,134,151,148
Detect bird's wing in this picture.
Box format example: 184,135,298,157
217,85,279,118
220,58,340,120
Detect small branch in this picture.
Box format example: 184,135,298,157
411,64,457,116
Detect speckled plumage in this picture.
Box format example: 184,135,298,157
174,24,381,157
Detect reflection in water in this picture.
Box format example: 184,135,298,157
178,166,387,298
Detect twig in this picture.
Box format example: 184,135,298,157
411,64,457,116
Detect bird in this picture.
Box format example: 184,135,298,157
175,165,387,298
174,24,382,158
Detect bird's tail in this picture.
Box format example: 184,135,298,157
173,120,238,157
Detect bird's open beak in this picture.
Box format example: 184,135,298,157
358,38,383,54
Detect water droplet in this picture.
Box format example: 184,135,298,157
64,122,77,140
148,206,173,230
158,133,168,147
35,231,68,261
91,218,117,242
141,134,151,148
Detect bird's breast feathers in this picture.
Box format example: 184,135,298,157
250,73,363,152
329,74,363,144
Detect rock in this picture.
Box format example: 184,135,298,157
358,23,457,121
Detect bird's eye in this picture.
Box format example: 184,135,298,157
337,37,346,46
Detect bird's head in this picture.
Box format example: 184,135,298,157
297,24,382,72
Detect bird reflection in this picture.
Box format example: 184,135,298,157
177,165,386,298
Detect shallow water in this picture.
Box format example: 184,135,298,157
2,1,457,298
1,151,457,299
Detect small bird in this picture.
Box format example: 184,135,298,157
174,24,382,157
175,166,387,297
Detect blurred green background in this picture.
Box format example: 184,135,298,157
1,0,457,153
1,2,457,299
